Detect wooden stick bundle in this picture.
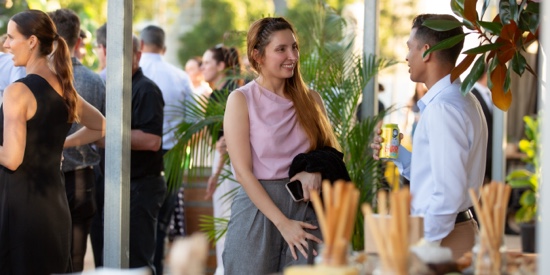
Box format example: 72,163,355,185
361,188,411,275
310,180,360,266
468,181,512,274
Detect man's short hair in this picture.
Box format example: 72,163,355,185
132,35,140,53
96,23,107,47
412,14,464,65
140,25,165,50
48,9,80,49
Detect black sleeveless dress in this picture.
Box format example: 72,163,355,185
0,74,72,274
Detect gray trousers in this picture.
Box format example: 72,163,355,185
223,178,321,275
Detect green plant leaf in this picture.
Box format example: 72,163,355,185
503,64,512,94
506,168,533,180
478,21,503,35
520,190,536,206
518,10,540,35
486,56,499,90
461,54,486,95
422,19,464,31
499,0,514,25
451,0,465,18
463,43,503,54
511,52,527,75
508,178,533,189
423,33,467,58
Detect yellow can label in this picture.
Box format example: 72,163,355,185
379,124,400,159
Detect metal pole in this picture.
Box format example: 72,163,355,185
361,0,379,119
491,110,506,182
104,0,133,268
538,1,549,273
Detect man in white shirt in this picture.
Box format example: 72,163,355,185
139,25,193,275
372,14,488,260
0,52,26,102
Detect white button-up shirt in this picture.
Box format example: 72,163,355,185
140,53,194,150
394,75,488,241
0,53,26,99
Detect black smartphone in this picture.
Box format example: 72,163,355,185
285,180,304,202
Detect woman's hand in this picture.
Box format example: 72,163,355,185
277,218,322,260
205,174,218,199
290,171,321,202
216,136,227,155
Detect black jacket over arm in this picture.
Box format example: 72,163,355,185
289,146,351,183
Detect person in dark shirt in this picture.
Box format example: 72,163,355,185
48,8,106,272
91,34,166,275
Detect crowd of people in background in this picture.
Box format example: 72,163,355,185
0,6,496,275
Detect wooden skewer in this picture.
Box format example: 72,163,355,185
310,190,327,242
362,203,392,270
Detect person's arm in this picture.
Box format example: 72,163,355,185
130,130,161,151
205,137,228,199
423,103,470,242
0,83,30,170
224,91,321,260
64,95,106,148
128,83,164,151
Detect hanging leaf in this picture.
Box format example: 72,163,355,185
500,20,520,43
422,19,464,31
451,53,476,82
478,21,503,35
494,37,515,65
463,0,478,24
460,54,485,95
490,63,512,111
503,64,512,94
463,43,504,54
486,55,499,89
499,0,513,25
423,33,467,58
511,51,527,75
451,0,466,18
480,0,491,19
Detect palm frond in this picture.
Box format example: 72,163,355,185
164,92,230,191
198,215,229,243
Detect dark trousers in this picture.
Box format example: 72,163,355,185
129,175,166,274
64,167,97,272
90,164,105,267
89,172,166,275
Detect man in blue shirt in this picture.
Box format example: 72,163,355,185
372,14,488,260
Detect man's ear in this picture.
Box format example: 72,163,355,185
422,44,431,62
74,37,82,52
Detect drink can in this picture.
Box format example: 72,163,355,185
379,124,400,159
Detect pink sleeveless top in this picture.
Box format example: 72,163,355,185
235,80,310,180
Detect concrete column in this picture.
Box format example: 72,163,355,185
104,0,133,267
361,0,379,119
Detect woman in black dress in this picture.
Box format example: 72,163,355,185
0,10,105,274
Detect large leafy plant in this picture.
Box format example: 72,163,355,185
422,0,540,111
506,116,539,223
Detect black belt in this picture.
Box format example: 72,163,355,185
455,209,473,224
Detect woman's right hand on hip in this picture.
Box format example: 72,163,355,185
277,218,321,260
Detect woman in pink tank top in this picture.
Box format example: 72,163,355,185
222,17,340,274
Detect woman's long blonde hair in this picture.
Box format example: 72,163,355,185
247,17,340,151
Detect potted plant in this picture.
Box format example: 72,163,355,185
506,115,539,253
423,0,540,111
